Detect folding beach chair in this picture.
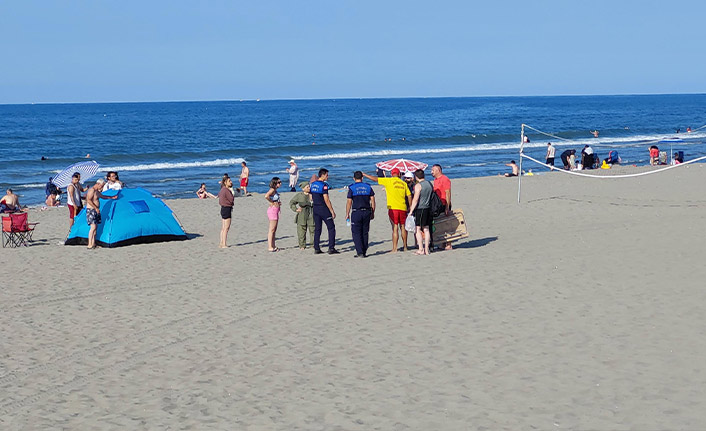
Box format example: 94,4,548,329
1,212,38,247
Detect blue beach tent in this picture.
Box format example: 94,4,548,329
65,188,187,247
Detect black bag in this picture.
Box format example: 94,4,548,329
429,186,445,218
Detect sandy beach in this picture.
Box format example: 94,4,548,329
2,164,706,430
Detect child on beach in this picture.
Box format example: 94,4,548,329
265,177,282,252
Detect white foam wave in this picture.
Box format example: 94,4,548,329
294,143,538,160
13,183,45,189
102,158,245,172
293,132,705,161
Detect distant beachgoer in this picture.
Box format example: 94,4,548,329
289,181,315,249
102,171,123,191
265,177,282,252
66,172,86,230
45,192,60,207
196,183,217,199
0,189,22,213
675,128,681,134
546,142,556,167
346,171,375,258
287,160,299,192
582,145,595,169
45,177,61,197
649,145,660,166
501,161,519,177
363,168,411,253
311,168,338,254
687,127,692,133
239,161,250,196
604,150,620,165
408,170,433,256
590,130,599,138
85,154,91,158
560,149,575,170
41,156,47,160
523,135,530,143
85,179,118,249
218,175,234,248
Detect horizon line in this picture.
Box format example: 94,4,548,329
2,91,706,107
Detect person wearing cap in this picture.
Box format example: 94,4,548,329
287,160,299,192
289,181,315,249
310,168,339,254
362,168,411,253
403,171,415,194
345,171,375,258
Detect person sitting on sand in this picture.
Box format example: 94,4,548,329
196,183,217,199
560,149,575,170
649,145,660,166
45,191,61,207
0,189,23,213
501,161,519,177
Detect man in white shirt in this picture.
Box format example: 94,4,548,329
102,171,124,191
287,160,299,192
546,142,556,167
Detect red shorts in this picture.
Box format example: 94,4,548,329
240,178,248,187
68,204,80,219
388,209,407,225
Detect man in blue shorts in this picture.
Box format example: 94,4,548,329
310,168,339,254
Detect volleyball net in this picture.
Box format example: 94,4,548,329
517,123,706,203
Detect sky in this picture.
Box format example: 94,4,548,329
1,0,704,104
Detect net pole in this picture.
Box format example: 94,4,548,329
518,124,525,204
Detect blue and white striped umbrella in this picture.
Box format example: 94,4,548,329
51,161,101,188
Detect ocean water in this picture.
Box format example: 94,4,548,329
1,94,705,206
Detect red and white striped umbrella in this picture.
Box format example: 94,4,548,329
375,158,428,173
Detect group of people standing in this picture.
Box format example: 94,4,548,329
216,163,453,257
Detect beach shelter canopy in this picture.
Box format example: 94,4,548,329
65,188,187,248
375,158,428,173
52,161,100,188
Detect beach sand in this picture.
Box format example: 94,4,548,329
2,164,706,430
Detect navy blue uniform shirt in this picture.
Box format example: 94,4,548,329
347,182,374,210
310,180,330,207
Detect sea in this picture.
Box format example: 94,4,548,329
1,94,705,206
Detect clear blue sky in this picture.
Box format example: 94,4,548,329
1,0,704,104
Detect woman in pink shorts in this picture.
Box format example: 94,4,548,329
265,177,282,252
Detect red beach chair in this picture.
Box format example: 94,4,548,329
1,212,38,247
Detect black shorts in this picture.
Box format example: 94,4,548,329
546,157,555,166
220,206,232,219
414,208,432,228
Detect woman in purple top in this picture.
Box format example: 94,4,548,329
217,175,234,248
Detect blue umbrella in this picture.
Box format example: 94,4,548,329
51,161,101,188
